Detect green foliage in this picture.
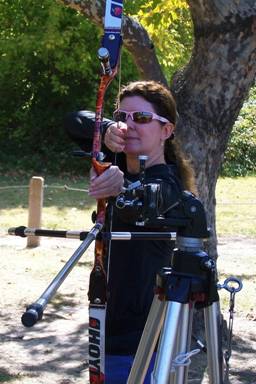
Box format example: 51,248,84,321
0,1,254,176
0,0,138,174
125,0,193,81
221,86,256,176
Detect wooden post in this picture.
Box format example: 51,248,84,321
27,176,44,248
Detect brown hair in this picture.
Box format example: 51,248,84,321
117,80,197,194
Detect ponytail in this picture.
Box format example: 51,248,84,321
165,138,198,195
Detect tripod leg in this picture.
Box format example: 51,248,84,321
173,303,194,384
204,302,224,384
151,301,183,384
127,296,167,384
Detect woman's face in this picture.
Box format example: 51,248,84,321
119,96,173,162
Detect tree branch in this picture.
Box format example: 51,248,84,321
188,0,256,24
59,0,167,85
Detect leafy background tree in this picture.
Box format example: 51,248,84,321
0,0,254,177
0,0,138,174
126,0,193,80
222,86,256,176
125,0,256,177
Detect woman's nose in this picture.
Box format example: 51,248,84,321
126,115,136,129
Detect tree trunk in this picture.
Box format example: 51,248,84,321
172,1,256,257
60,0,256,258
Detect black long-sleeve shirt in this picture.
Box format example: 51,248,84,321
64,110,127,172
64,111,183,354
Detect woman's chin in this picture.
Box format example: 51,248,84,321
124,148,142,157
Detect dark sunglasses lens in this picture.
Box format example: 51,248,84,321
113,111,126,122
133,112,153,123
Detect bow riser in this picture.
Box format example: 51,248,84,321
92,71,117,160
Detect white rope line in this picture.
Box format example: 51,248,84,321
0,184,88,192
63,185,89,192
170,349,201,372
0,185,255,204
0,185,29,190
217,202,256,205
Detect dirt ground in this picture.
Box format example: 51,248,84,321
0,235,255,384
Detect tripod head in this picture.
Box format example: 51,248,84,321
115,155,209,240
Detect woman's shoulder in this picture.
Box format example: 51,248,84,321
145,163,179,179
144,163,183,192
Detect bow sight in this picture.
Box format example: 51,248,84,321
115,155,209,238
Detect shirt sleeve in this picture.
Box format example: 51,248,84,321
63,110,112,151
63,110,127,170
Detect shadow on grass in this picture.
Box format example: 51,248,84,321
186,308,255,383
49,292,80,310
21,322,89,377
227,331,256,383
0,291,89,380
0,368,21,383
1,302,255,383
218,272,255,281
77,260,94,268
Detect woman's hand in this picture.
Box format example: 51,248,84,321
104,122,127,153
89,166,124,199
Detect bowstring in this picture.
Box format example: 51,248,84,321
106,19,124,283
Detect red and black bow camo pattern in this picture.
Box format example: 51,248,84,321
87,1,123,383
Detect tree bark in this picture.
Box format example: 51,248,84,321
60,0,256,258
172,1,256,257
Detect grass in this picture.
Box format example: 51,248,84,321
0,174,96,231
0,370,21,382
0,174,255,236
217,244,256,315
216,176,256,236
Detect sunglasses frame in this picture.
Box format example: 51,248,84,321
113,109,171,124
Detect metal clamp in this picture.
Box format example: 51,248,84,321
217,276,243,293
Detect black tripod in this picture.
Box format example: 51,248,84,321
124,185,242,383
127,235,223,383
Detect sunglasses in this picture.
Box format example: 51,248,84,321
113,109,171,124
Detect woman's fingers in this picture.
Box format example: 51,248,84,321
89,168,97,182
89,166,124,199
104,123,127,152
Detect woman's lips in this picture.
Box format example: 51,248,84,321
125,136,139,141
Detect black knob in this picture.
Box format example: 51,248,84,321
115,195,126,209
21,303,43,327
91,211,97,223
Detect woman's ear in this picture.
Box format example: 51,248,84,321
161,122,175,141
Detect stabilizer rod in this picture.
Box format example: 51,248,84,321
8,226,176,241
21,223,102,327
8,226,89,240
